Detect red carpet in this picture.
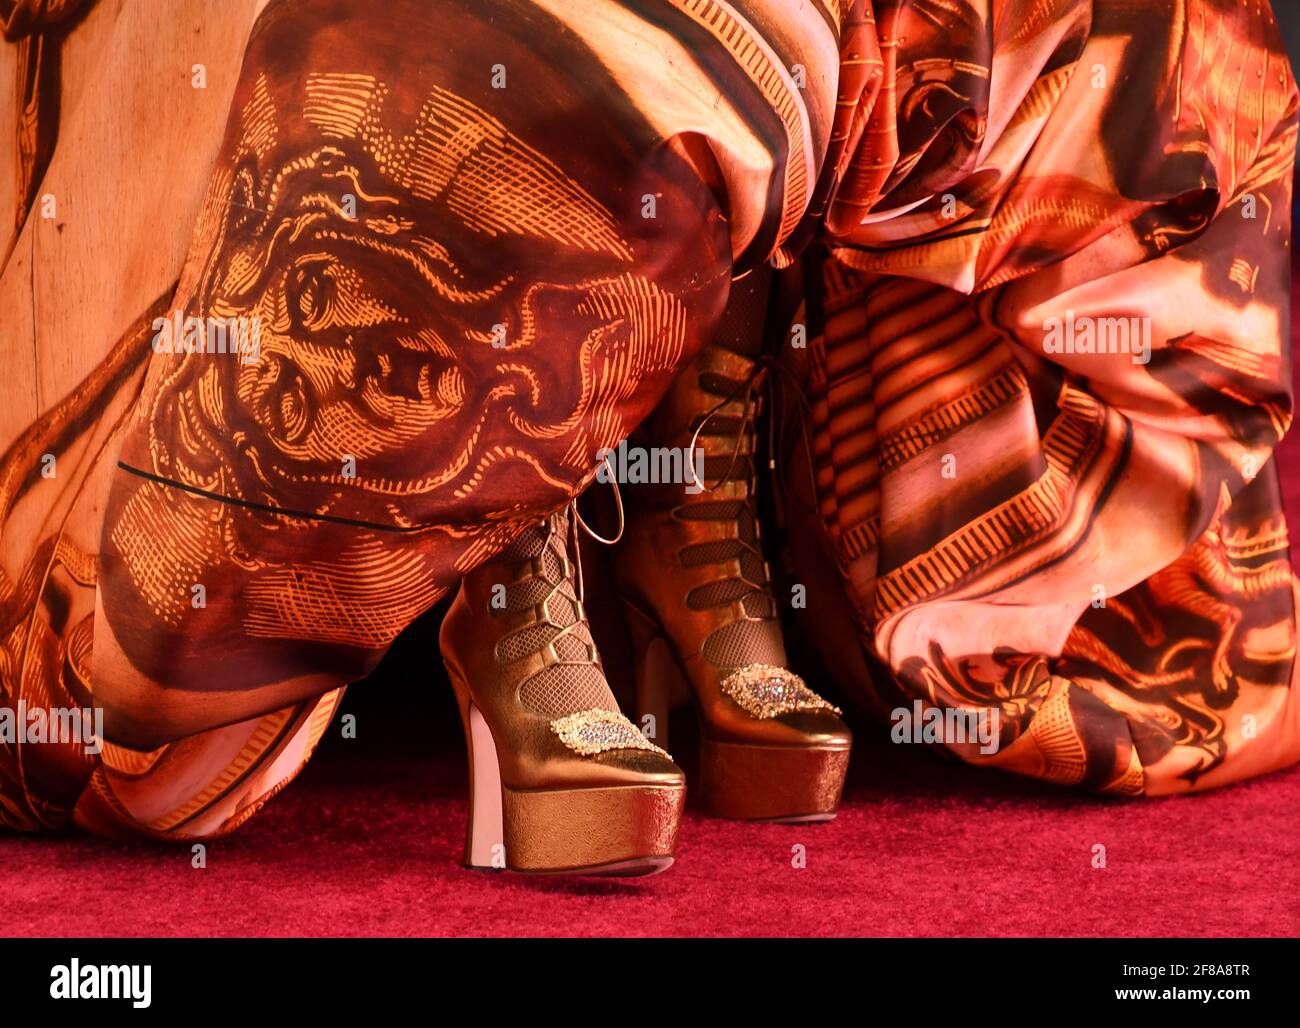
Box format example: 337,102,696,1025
2,721,1298,937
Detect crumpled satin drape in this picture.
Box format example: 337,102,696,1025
785,0,1300,794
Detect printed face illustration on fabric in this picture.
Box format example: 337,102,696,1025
100,16,725,689
143,70,680,528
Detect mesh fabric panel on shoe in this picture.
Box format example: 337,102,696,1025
677,501,745,521
534,590,579,625
703,619,786,669
741,590,774,617
687,578,750,609
495,521,549,561
492,517,572,576
495,622,558,663
686,577,775,616
680,539,746,566
519,664,618,718
486,512,618,717
688,540,766,584
495,612,595,663
494,553,578,622
552,631,592,661
740,552,767,587
495,576,552,614
698,453,751,485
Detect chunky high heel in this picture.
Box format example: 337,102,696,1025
623,601,689,752
441,509,685,876
614,270,851,822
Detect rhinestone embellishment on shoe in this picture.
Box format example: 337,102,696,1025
720,664,842,719
549,709,669,757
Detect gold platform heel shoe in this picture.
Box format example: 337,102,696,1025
440,508,685,876
614,274,850,823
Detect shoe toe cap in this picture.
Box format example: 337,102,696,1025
773,709,852,748
593,749,686,786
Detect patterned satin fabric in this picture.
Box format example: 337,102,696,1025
792,0,1300,795
0,0,1296,837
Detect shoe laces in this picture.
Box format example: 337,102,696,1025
568,463,624,605
684,354,818,515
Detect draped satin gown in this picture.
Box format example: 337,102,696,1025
0,0,1296,838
